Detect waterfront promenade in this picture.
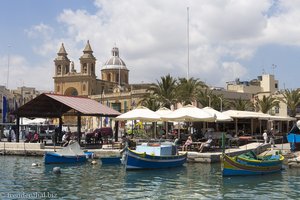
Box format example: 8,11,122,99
0,139,289,163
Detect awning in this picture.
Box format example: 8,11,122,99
222,110,296,121
14,93,121,118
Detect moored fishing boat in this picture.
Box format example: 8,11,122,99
122,143,187,170
44,141,91,164
100,156,122,164
221,151,284,176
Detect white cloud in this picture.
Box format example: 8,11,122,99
18,0,300,91
0,55,53,91
25,23,54,40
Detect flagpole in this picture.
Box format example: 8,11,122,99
187,7,190,79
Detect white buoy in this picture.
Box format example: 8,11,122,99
32,162,42,167
53,167,61,174
91,160,97,165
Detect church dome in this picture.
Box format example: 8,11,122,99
102,47,127,70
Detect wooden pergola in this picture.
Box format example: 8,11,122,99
13,93,121,142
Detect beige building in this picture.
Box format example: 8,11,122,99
226,74,292,117
52,41,150,127
227,74,279,94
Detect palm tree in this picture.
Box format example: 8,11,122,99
147,74,177,109
196,89,214,107
176,77,207,105
255,95,279,114
210,94,226,111
280,89,300,117
229,97,254,111
138,94,161,111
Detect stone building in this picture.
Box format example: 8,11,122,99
52,41,150,127
53,41,150,113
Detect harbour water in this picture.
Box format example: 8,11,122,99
1,156,300,199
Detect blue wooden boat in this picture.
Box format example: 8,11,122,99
44,152,87,164
122,143,187,170
44,141,89,164
100,156,121,164
221,151,284,176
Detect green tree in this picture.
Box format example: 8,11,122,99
229,97,254,111
147,74,177,109
176,77,207,105
280,89,300,117
138,94,161,111
255,95,279,114
210,94,226,111
196,89,214,107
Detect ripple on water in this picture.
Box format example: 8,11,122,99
1,156,300,199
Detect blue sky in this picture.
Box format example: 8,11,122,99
0,0,300,91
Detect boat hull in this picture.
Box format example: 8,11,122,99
44,152,87,164
100,156,121,164
124,148,187,170
221,154,283,176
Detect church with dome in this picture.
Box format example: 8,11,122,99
53,41,151,114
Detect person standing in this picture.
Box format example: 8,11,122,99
263,130,268,144
269,128,276,147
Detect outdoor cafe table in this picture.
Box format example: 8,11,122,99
190,142,202,151
238,136,252,145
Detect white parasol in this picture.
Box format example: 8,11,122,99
161,105,215,122
203,107,233,122
116,106,161,122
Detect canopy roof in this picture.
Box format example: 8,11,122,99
160,105,215,122
155,107,173,117
203,107,233,122
222,110,296,121
116,106,161,122
14,93,121,118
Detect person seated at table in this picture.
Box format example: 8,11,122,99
31,132,39,143
199,137,213,153
173,136,180,147
183,136,193,151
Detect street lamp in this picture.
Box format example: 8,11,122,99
219,97,223,111
207,95,211,107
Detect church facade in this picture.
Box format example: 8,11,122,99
53,41,151,115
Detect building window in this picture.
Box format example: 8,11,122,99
107,73,111,82
57,65,61,74
65,65,69,74
124,101,127,112
83,63,87,73
83,84,86,91
57,85,60,92
112,102,121,112
71,90,78,96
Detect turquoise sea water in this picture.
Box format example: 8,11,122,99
0,156,300,199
